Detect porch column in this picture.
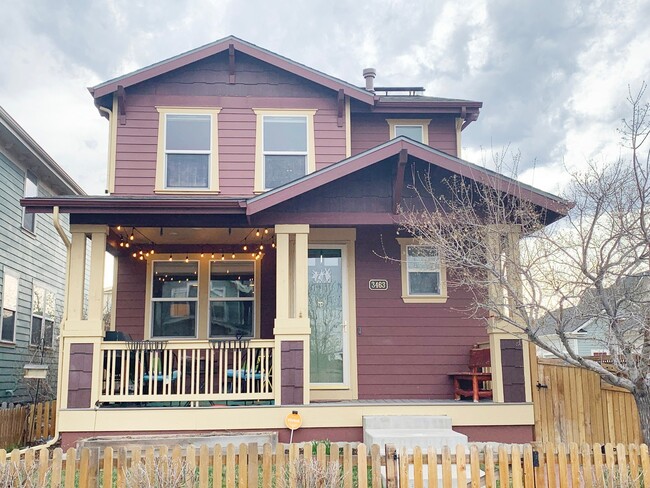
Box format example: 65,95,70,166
274,224,311,406
59,225,108,412
486,225,533,404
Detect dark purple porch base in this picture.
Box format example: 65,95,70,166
60,425,533,450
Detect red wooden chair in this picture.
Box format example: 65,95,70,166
448,347,493,402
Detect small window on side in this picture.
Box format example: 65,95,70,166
22,172,38,232
1,271,19,343
30,285,56,348
394,125,424,143
398,238,447,303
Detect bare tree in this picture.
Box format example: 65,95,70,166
398,84,650,442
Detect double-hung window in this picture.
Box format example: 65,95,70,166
387,119,431,145
1,270,19,343
155,108,221,192
254,109,316,192
209,261,255,338
398,238,447,303
30,285,55,348
22,171,38,232
151,261,199,338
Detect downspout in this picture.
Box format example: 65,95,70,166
30,206,70,451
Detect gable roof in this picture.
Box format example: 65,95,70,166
246,137,572,217
89,35,376,104
0,106,85,196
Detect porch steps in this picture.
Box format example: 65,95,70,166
363,415,474,488
363,415,468,451
76,432,277,452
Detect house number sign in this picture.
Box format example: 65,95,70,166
368,279,389,290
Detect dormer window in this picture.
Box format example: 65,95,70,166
254,109,316,192
155,107,221,193
387,119,431,145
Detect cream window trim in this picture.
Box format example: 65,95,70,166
0,268,20,345
155,107,222,193
144,254,261,340
29,282,56,348
387,119,431,145
397,237,448,304
253,109,317,193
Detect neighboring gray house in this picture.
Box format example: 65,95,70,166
0,106,84,403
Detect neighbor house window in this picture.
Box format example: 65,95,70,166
209,261,255,338
1,270,19,343
22,171,38,232
30,285,56,348
387,119,431,145
397,238,447,303
155,108,221,192
150,261,199,338
253,109,316,192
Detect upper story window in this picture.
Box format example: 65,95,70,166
387,119,431,145
1,270,19,344
254,109,316,192
30,284,55,348
155,107,221,193
22,171,38,232
397,238,447,304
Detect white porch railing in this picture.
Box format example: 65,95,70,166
99,339,274,404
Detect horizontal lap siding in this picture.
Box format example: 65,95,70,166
0,150,68,402
114,257,147,340
350,114,458,156
113,52,346,196
354,226,488,400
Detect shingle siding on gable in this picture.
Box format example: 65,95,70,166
0,149,68,403
113,53,346,196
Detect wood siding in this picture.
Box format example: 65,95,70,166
0,149,68,403
114,52,346,196
354,226,489,400
351,114,458,156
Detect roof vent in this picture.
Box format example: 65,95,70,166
363,68,376,92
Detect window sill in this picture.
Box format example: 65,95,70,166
154,189,221,195
20,226,37,239
310,384,350,390
0,340,16,348
401,295,449,304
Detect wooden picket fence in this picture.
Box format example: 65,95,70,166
0,400,56,448
2,441,650,487
534,358,642,444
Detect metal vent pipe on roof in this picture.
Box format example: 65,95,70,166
363,68,376,92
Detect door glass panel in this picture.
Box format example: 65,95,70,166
308,248,344,384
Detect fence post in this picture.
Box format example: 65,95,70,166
385,444,398,488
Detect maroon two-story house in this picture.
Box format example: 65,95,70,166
24,36,568,448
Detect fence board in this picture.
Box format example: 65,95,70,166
535,359,642,444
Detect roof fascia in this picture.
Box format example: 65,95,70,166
246,137,571,216
90,36,375,104
0,106,85,195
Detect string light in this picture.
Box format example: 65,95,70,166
243,244,248,251
117,225,122,231
200,251,205,258
259,244,264,250
132,252,137,258
231,253,236,259
168,254,173,261
251,253,255,258
150,249,154,255
264,228,269,235
125,242,130,248
255,229,260,237
221,253,225,261
211,252,215,259
185,255,189,263
129,230,135,241
119,237,125,248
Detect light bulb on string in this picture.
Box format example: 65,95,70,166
132,252,137,258
200,251,205,258
129,230,135,241
243,244,248,251
264,228,269,235
119,237,124,248
185,255,189,263
255,229,260,237
168,254,173,261
259,244,264,250
211,252,215,259
116,225,122,231
125,242,130,248
221,253,225,261
231,253,236,259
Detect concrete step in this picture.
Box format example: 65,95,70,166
364,428,468,451
363,415,453,431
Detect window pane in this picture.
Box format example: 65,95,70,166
409,271,440,295
1,310,15,342
152,301,196,337
23,212,36,232
152,262,198,298
210,262,254,298
2,274,18,311
166,114,211,151
407,246,439,271
263,117,307,151
45,291,56,318
24,172,38,197
44,319,54,347
31,316,42,346
209,301,254,337
395,125,423,142
264,155,306,189
166,154,209,188
32,286,44,316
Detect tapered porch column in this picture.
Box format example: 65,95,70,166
274,224,310,406
486,224,534,404
59,225,108,411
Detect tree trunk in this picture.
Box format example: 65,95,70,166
633,385,650,444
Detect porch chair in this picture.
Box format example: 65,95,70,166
448,346,493,402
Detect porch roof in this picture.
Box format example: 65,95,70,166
246,136,573,219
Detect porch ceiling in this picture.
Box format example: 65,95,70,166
112,226,274,246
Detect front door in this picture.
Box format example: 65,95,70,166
308,245,348,386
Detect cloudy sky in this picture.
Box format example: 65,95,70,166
1,0,649,195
